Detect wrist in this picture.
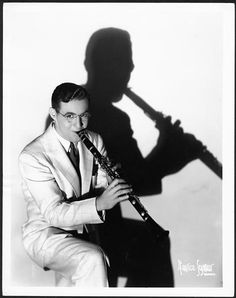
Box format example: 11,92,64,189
95,196,103,212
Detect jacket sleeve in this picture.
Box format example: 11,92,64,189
19,152,104,228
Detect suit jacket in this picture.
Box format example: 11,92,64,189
19,123,108,267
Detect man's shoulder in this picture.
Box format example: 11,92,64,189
21,135,43,154
86,129,103,144
19,127,52,159
18,135,44,168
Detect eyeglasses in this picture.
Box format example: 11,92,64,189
57,111,91,123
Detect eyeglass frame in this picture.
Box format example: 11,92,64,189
57,111,91,123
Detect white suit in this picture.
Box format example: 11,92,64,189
19,123,109,287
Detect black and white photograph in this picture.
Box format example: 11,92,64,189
2,2,234,296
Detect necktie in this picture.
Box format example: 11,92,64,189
68,142,82,200
68,142,80,175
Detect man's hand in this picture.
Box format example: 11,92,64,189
149,117,206,177
96,178,132,211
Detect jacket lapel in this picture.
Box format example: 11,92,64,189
42,124,81,198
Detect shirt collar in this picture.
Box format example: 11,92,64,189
52,123,71,152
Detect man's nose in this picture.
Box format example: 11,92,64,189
74,115,83,128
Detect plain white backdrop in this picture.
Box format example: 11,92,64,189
3,2,234,296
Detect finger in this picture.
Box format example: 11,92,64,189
172,125,184,135
113,182,132,193
116,194,130,203
112,163,121,171
108,186,131,198
165,116,172,125
116,188,132,198
107,178,123,189
107,180,129,196
173,119,181,128
178,127,184,134
105,158,114,167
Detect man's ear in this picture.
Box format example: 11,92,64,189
49,107,57,120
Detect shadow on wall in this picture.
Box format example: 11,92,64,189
45,27,204,287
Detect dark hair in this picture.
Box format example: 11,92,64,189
51,83,90,111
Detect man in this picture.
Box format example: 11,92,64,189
18,82,132,287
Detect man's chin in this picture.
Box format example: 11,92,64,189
112,93,123,103
72,130,85,142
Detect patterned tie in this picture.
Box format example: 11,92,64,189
68,142,80,175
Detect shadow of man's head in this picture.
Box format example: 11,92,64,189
84,27,134,103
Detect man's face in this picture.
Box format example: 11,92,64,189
52,98,89,143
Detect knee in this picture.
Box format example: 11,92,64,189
83,246,107,268
72,245,109,286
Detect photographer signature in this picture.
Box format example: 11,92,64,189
178,259,216,276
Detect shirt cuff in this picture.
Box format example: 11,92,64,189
97,209,105,221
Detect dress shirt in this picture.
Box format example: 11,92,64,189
52,125,79,153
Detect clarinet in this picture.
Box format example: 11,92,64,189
77,129,169,242
125,88,222,179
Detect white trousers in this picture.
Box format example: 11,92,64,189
42,234,109,287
